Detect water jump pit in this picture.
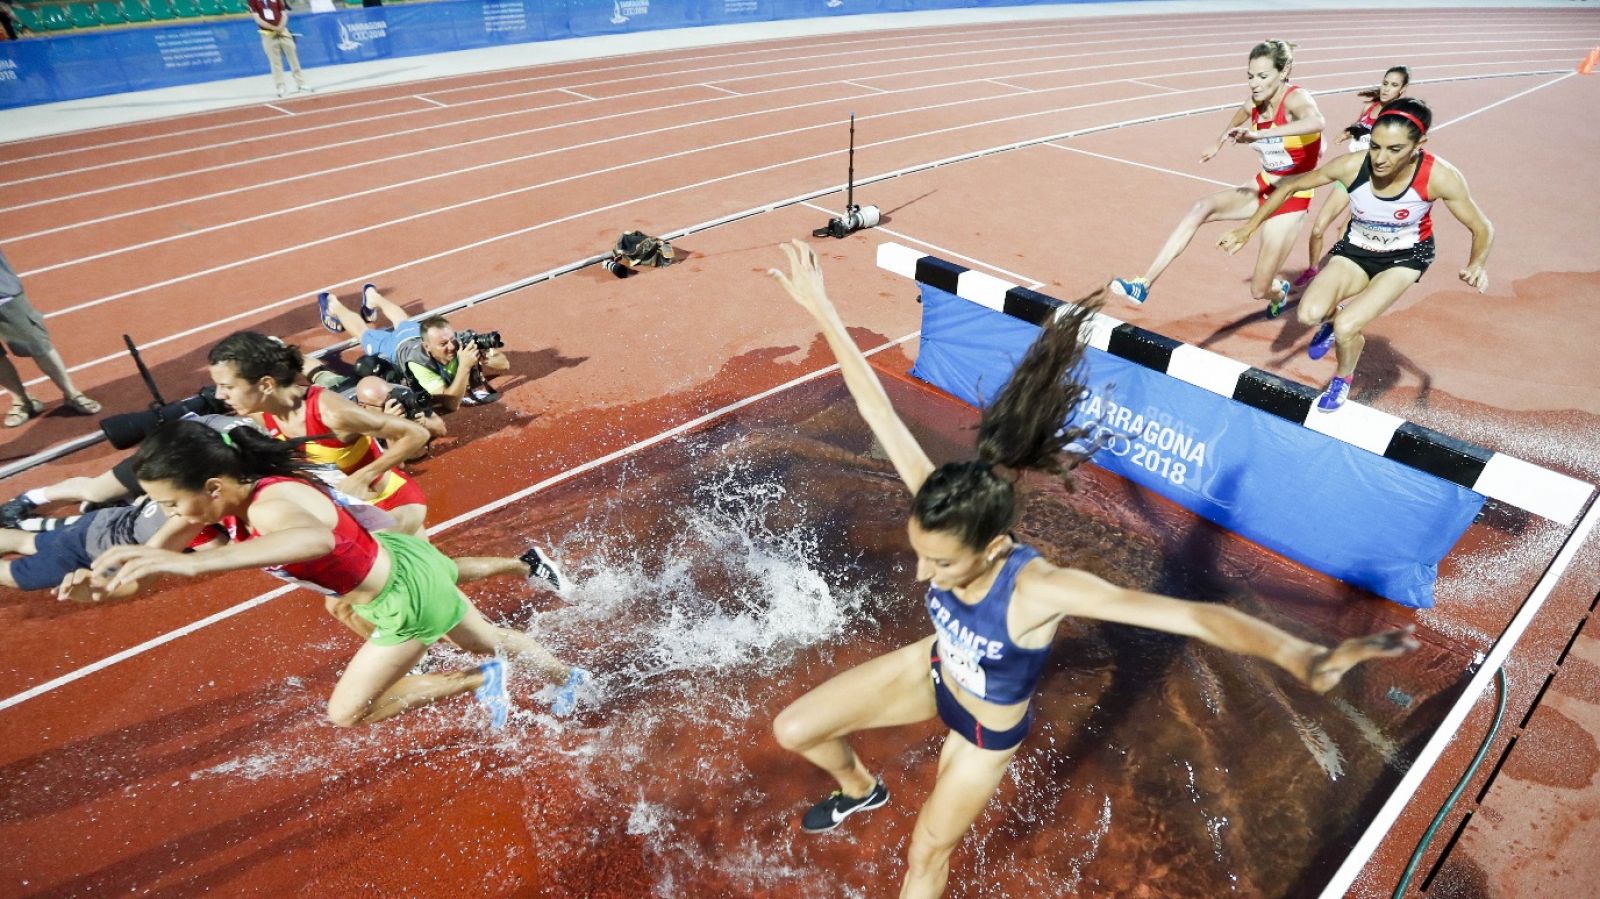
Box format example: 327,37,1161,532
17,372,1465,898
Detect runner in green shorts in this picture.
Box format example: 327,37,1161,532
87,420,592,729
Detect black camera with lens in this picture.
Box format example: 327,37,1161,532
386,384,434,420
454,328,504,351
100,386,233,450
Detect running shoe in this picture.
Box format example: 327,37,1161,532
1293,267,1319,289
461,386,500,406
1266,279,1290,318
317,291,344,333
801,780,890,833
1316,376,1351,413
1109,277,1149,306
0,496,38,529
551,667,591,717
474,657,510,729
519,544,566,593
1307,321,1336,360
358,284,379,323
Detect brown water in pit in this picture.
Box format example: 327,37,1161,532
177,377,1467,898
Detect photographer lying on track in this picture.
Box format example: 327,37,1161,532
316,284,509,413
304,359,447,442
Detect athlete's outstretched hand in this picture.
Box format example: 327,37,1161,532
1218,227,1253,255
1459,263,1489,293
769,240,836,323
93,545,199,593
1302,625,1419,693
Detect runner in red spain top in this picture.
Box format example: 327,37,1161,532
1109,40,1324,317
1219,97,1494,412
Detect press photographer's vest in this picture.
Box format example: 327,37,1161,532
392,339,457,394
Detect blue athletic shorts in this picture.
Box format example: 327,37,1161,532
10,526,93,591
930,645,1032,751
361,319,420,360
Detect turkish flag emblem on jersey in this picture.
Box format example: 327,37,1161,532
1394,209,1411,220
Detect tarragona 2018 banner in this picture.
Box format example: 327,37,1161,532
0,0,1134,108
910,282,1483,609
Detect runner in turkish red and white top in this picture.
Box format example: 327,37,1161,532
1217,98,1495,412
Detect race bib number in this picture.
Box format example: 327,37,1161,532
1349,219,1402,252
1254,136,1292,172
935,632,987,698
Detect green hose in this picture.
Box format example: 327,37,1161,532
1391,667,1509,898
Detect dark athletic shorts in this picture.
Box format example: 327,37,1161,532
930,645,1032,751
1330,235,1435,281
10,527,93,591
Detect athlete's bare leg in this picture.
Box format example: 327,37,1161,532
1137,186,1260,286
900,732,1020,899
1327,267,1422,378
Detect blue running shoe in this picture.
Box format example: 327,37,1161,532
551,667,590,717
1316,376,1351,413
1266,279,1290,318
317,291,344,333
358,284,379,323
1109,277,1149,306
474,657,509,729
1307,322,1336,360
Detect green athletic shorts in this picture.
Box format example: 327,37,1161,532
353,531,467,646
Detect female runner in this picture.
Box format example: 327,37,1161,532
1110,40,1323,317
1299,65,1411,287
768,241,1415,898
92,421,590,727
1220,98,1494,411
207,331,432,536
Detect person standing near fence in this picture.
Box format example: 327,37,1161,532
1,247,101,428
247,0,309,98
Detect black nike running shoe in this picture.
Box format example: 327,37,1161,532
801,779,889,833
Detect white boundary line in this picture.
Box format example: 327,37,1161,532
0,331,918,714
3,13,1540,166
0,23,1574,204
1315,495,1600,899
802,201,1048,289
1042,141,1235,187
0,66,1567,401
413,94,450,108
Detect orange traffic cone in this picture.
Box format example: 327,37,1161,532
1580,48,1599,75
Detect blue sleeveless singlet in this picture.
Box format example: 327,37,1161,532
924,545,1050,705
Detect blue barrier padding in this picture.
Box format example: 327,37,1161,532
910,283,1483,608
0,0,1149,108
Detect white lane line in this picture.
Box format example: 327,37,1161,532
1315,495,1600,899
986,79,1033,93
557,87,597,101
0,36,1574,228
263,104,296,116
0,22,1567,194
1124,78,1179,93
0,331,919,714
1433,70,1575,130
1042,142,1235,188
0,66,1564,401
700,83,744,96
0,15,1571,167
19,49,1572,285
413,94,449,108
801,201,1047,289
840,81,886,94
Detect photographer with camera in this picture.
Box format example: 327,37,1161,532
208,331,432,536
317,285,508,414
304,356,447,442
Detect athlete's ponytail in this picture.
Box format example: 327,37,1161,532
133,420,313,491
911,292,1106,550
1248,40,1296,73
